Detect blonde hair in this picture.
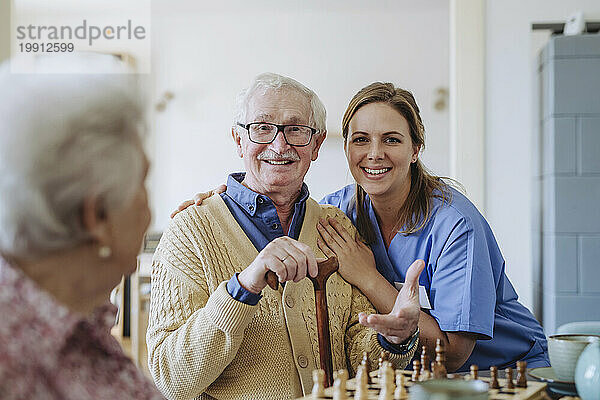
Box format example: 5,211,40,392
342,82,452,243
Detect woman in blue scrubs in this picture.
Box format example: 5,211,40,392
172,82,550,372
315,82,549,372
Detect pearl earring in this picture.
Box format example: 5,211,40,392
98,245,112,259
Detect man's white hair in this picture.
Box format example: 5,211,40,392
0,54,145,260
233,72,327,133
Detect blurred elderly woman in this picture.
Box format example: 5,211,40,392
0,55,164,399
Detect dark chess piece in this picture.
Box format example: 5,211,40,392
432,338,447,379
411,360,421,382
379,350,389,369
420,346,429,378
516,361,527,388
505,367,515,389
421,346,429,374
489,366,500,389
470,365,479,380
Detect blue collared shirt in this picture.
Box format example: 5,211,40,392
223,173,308,305
321,184,551,370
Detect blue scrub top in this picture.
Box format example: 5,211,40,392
321,184,550,371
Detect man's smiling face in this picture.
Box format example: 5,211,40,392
233,88,325,196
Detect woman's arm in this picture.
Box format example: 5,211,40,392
317,217,477,372
349,260,476,371
169,184,227,218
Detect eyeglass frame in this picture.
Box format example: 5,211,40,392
236,122,318,147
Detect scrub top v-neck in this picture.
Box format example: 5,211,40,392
321,184,549,371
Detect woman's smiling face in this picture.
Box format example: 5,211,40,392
345,102,420,199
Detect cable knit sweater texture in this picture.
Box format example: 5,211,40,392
147,195,416,400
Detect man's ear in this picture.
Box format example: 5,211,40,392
311,130,327,161
81,194,110,244
232,126,243,158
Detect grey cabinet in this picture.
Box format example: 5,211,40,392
538,35,600,333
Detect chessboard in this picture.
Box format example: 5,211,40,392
297,340,547,400
296,369,548,399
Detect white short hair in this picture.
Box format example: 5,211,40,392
0,55,145,260
233,72,327,133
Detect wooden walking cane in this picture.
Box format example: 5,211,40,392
265,257,339,387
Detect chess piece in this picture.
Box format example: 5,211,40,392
489,366,500,389
379,350,390,369
333,369,349,400
354,365,369,400
394,370,406,399
411,360,421,382
378,362,394,400
378,351,390,381
505,367,515,389
361,352,372,384
312,369,326,398
431,362,439,379
516,361,527,388
420,346,429,378
470,365,479,380
432,338,448,379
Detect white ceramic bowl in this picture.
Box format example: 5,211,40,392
548,334,600,382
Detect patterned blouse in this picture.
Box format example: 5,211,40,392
0,258,165,400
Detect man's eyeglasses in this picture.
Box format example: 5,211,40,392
237,122,317,147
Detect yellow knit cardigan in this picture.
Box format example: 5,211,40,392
147,195,417,400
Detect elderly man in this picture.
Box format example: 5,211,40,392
147,73,422,400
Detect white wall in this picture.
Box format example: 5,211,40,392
450,0,485,211
148,0,450,233
485,1,600,311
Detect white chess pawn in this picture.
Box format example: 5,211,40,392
312,369,325,398
394,370,406,399
333,370,349,400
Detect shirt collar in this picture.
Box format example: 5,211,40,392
225,172,310,216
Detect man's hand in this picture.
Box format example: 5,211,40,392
358,259,424,344
238,236,319,294
169,184,227,218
